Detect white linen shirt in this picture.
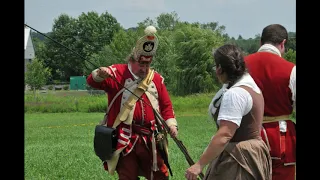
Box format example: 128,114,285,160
209,73,261,127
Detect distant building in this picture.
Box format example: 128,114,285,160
24,26,35,73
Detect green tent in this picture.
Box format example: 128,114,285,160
70,76,86,90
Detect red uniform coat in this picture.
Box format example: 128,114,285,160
245,52,296,165
87,64,176,155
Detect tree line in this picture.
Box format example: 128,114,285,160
28,11,296,96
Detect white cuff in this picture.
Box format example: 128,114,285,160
92,69,105,82
166,118,177,127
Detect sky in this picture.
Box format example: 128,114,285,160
24,0,296,39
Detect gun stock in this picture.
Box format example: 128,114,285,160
153,109,205,180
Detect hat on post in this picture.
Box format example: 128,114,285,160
132,26,159,61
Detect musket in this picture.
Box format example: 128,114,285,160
153,109,204,179
25,24,204,179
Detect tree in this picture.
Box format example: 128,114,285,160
137,17,156,28
84,28,140,75
200,22,226,35
286,32,296,51
25,58,52,96
44,11,121,81
31,34,48,67
43,13,78,81
254,33,261,40
173,23,226,95
151,30,178,92
156,11,180,30
284,49,296,64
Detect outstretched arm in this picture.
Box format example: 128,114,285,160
185,120,237,180
185,87,251,180
86,67,113,91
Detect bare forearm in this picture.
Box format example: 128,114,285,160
185,121,237,179
197,133,230,169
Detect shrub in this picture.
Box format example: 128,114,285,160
63,85,69,90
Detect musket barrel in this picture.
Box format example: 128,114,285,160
153,109,205,179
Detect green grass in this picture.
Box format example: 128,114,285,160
25,112,216,180
25,90,108,113
25,91,296,179
24,90,216,114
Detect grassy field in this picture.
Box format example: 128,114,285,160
25,90,295,179
24,90,215,114
25,112,216,180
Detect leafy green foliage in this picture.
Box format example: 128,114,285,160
156,11,180,30
85,28,140,74
284,49,296,64
173,23,225,95
40,11,121,81
25,58,52,92
30,11,296,96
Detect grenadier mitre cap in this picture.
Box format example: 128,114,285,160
132,26,159,60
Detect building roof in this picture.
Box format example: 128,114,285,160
25,26,35,59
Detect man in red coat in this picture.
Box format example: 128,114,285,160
87,26,178,180
245,24,296,180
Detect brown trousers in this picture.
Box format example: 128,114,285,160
116,136,169,180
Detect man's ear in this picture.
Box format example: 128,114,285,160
280,39,286,48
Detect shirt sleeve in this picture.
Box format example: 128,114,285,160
157,75,177,127
289,66,296,112
217,87,253,127
86,66,116,91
